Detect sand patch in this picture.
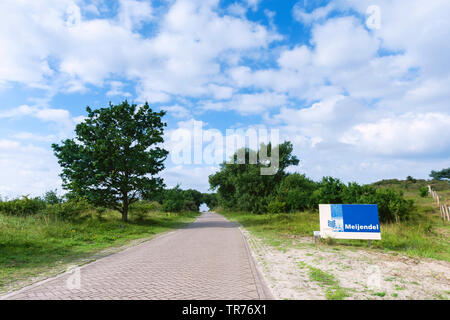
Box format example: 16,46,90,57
242,228,450,300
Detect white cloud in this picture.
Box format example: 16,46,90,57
1,0,450,195
11,132,57,143
0,105,35,118
340,113,450,156
0,0,278,100
293,2,335,25
0,104,82,137
208,84,234,100
161,104,191,119
311,16,379,68
277,45,311,71
245,0,261,11
0,140,61,198
106,81,132,97
201,91,288,114
118,0,153,30
161,165,219,192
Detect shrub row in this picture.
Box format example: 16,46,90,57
0,195,92,219
268,175,414,222
0,196,46,216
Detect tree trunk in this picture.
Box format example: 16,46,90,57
122,197,129,222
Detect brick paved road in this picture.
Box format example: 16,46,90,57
2,212,272,300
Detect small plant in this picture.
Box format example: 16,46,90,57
418,186,428,198
373,292,386,297
307,265,349,300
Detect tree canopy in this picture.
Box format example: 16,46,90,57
209,141,299,213
52,100,168,221
430,168,450,180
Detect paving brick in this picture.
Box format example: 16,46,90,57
2,212,272,300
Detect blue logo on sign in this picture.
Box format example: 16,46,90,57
329,205,344,232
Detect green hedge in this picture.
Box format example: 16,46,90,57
0,196,46,216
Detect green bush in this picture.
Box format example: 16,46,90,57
162,199,184,212
358,188,414,223
183,200,198,212
129,201,161,219
267,200,286,214
45,199,90,220
418,186,429,198
276,174,317,212
311,177,345,206
0,196,46,216
95,206,107,219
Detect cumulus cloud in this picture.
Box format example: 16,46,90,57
161,104,191,119
1,0,450,196
311,16,380,68
202,91,288,114
340,113,450,157
293,2,335,25
1,105,78,125
0,0,278,99
160,165,219,192
0,139,61,198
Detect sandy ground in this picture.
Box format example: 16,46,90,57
241,229,450,300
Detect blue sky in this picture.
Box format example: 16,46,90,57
1,0,449,197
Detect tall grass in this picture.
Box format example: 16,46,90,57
0,208,199,293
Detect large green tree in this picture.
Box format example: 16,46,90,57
430,168,450,180
209,141,299,213
52,101,168,222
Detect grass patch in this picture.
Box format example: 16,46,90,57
325,286,350,300
298,263,350,300
0,209,199,294
372,292,386,297
308,266,337,286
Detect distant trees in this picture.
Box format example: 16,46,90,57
430,168,450,180
276,176,413,222
209,141,414,222
52,101,168,222
146,185,218,212
43,190,62,205
209,141,299,214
